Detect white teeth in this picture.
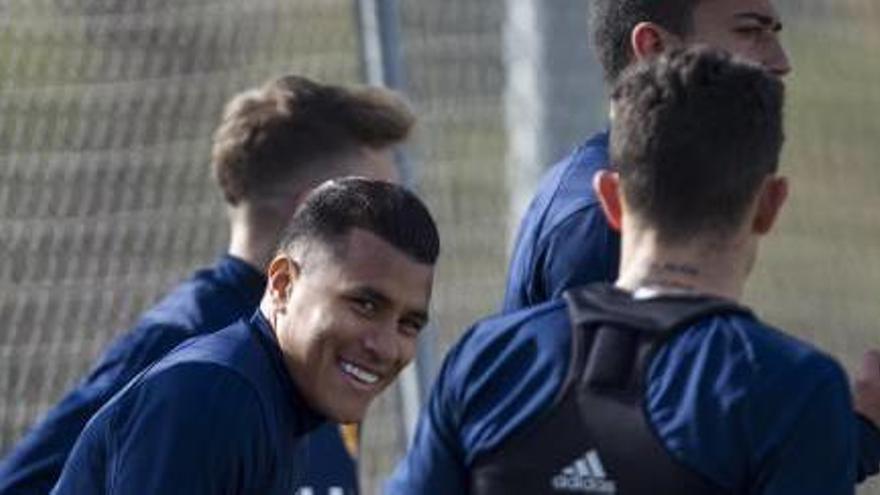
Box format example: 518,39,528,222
341,361,379,385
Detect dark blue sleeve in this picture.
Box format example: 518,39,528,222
388,304,571,494
855,415,880,482
537,205,619,302
504,204,619,312
386,338,470,495
648,325,856,494
0,322,196,495
747,362,855,495
51,364,270,495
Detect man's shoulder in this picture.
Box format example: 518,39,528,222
661,311,848,394
79,264,238,379
90,332,268,437
443,299,572,404
127,355,263,410
67,352,274,495
468,299,569,346
433,300,573,464
101,323,272,430
102,258,261,366
515,130,612,259
735,316,847,383
504,130,615,308
534,131,610,210
138,259,254,332
126,318,319,458
646,308,854,492
148,319,264,381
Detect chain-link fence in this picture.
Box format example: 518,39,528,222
1,1,879,493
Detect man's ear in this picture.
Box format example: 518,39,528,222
752,176,789,235
631,22,676,62
593,170,623,232
266,255,301,311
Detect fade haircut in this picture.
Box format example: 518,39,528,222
212,75,415,205
279,177,440,266
610,47,784,243
590,0,701,83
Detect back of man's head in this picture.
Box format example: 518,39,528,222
211,75,415,206
590,0,700,83
610,47,784,243
279,177,440,267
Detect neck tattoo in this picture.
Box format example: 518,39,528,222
633,262,702,298
650,262,700,277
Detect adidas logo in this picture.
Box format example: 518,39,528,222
550,450,617,494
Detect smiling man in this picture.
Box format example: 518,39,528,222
0,75,416,495
50,178,440,495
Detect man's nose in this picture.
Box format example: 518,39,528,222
766,40,792,78
362,322,400,364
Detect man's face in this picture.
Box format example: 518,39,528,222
683,0,791,77
270,228,433,423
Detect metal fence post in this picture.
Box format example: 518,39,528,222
504,0,606,246
355,0,435,447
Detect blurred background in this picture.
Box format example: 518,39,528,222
0,0,877,493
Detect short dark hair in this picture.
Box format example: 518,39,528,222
590,0,701,83
212,75,415,205
279,177,440,266
610,47,784,242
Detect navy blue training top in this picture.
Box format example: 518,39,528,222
0,255,357,495
500,130,880,480
388,296,858,494
502,131,618,313
51,313,323,495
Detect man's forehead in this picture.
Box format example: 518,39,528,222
332,229,433,282
359,229,429,279
695,0,781,22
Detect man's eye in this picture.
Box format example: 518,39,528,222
352,298,377,315
734,26,765,38
399,319,424,337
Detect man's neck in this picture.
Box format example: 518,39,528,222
615,228,754,301
227,227,277,274
226,204,288,274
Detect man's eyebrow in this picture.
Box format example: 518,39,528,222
734,12,783,31
353,286,392,306
406,309,429,325
351,285,429,323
